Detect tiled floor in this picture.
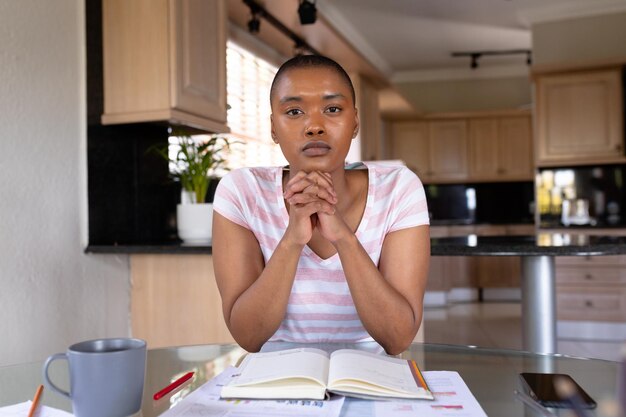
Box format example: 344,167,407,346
422,301,624,362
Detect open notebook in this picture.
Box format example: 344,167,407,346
221,348,434,401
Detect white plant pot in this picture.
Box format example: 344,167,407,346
176,203,213,245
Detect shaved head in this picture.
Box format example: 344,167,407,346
270,55,356,106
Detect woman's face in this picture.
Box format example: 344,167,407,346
270,66,359,173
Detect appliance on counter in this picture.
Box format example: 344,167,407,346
425,182,534,225
561,198,592,226
537,164,626,228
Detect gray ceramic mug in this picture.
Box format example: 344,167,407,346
43,338,147,417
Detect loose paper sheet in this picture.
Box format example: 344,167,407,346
159,366,344,417
374,371,488,417
159,368,486,417
0,401,73,417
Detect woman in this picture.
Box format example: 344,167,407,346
212,55,429,355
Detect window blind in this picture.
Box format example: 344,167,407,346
225,41,287,169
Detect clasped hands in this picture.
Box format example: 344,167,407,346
283,171,350,245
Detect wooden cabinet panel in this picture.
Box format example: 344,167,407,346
429,120,468,182
469,117,533,181
556,254,626,267
555,254,626,321
473,225,520,288
557,287,626,322
475,257,520,288
556,267,626,285
389,120,469,183
469,119,499,178
171,0,227,120
427,226,449,291
498,117,533,179
389,122,430,179
390,112,531,183
130,254,234,348
536,68,625,166
102,0,228,133
505,224,535,235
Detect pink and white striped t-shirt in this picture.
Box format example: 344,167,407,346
213,162,429,343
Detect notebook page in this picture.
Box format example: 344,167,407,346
328,349,424,395
231,348,330,386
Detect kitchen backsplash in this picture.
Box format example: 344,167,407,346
426,181,535,225
537,164,626,228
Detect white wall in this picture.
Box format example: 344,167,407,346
0,0,130,366
532,11,626,66
395,76,532,113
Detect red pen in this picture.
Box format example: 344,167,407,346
153,371,195,400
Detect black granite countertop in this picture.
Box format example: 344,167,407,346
86,243,212,254
431,234,626,256
87,233,626,257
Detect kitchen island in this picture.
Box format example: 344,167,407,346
431,233,626,354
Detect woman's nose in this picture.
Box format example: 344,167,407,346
305,122,325,136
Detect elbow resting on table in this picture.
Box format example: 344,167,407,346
382,334,415,356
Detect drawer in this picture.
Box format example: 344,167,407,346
556,255,626,267
505,224,535,235
474,225,507,236
556,267,626,285
557,287,626,322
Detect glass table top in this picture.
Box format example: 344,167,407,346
0,342,618,417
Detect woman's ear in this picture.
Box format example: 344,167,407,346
352,109,360,139
270,114,278,143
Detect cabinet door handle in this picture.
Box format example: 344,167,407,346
585,300,593,308
584,274,593,280
616,143,623,151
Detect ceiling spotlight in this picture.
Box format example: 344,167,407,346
248,14,260,33
452,49,531,69
298,0,317,25
470,53,480,70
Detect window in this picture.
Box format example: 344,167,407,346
225,41,287,168
168,41,286,175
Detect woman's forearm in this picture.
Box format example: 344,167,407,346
227,238,304,351
335,234,421,354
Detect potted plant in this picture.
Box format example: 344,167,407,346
154,130,231,245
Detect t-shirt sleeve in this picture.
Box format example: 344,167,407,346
212,169,251,230
387,168,429,233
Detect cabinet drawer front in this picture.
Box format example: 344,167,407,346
557,287,626,321
556,267,626,285
556,255,626,267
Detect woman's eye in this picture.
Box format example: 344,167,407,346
286,109,303,116
326,106,341,113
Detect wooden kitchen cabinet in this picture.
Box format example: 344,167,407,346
102,0,228,133
428,120,469,182
556,255,626,322
469,117,533,181
426,226,451,292
472,225,521,288
535,68,625,166
131,254,234,348
389,120,468,183
389,122,430,179
389,110,532,183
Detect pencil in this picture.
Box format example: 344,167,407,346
27,384,44,417
153,371,195,400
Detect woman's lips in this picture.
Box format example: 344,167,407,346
302,141,331,156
